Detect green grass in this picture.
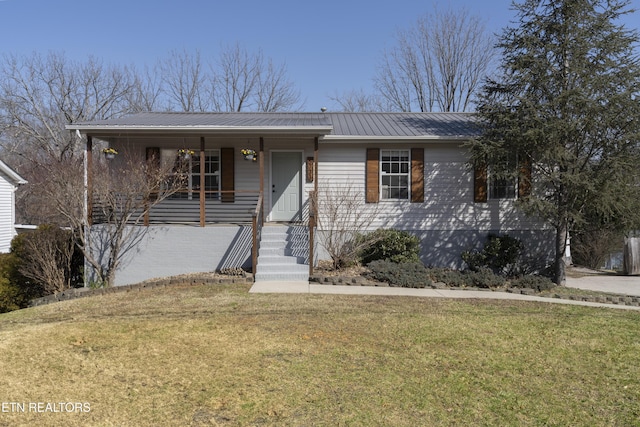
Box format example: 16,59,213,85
1,283,639,426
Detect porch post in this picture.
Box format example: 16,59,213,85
85,135,93,226
309,136,319,276
314,137,318,198
200,136,206,227
259,136,264,225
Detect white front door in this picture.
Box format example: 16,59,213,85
271,151,302,221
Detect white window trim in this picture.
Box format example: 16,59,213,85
379,149,411,201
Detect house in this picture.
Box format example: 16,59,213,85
67,112,553,286
0,160,27,253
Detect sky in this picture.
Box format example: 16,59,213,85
0,0,639,111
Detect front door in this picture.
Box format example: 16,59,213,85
271,151,302,221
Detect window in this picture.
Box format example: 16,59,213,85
489,173,516,199
380,149,410,200
489,156,517,200
191,150,220,196
164,149,220,199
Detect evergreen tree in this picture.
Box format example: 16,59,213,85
470,0,640,284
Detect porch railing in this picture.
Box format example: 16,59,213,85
92,190,262,226
308,190,318,276
252,192,264,275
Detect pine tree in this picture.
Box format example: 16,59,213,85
470,0,640,284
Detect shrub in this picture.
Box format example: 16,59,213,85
509,275,556,292
366,260,431,288
427,267,507,289
427,268,469,287
0,253,41,313
464,267,507,289
462,233,522,276
12,225,83,293
359,229,420,265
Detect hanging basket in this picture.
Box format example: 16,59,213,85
178,149,194,160
241,149,257,161
102,148,118,160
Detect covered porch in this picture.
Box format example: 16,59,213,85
68,112,333,282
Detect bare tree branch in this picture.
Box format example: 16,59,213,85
374,7,496,112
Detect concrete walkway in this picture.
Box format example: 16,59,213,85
250,278,640,311
565,269,640,296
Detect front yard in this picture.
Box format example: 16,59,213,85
1,282,639,426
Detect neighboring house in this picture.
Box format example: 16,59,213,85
67,112,553,286
0,160,27,253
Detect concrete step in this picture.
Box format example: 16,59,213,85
255,272,310,282
257,263,309,274
256,225,309,282
258,255,304,265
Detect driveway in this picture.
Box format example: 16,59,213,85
565,268,640,296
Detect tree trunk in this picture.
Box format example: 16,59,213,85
554,225,567,285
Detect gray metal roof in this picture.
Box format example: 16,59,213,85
67,111,479,140
326,112,478,139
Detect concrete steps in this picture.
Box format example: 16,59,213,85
255,225,309,282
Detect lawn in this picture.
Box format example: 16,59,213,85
0,283,639,426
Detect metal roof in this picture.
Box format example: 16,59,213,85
67,111,479,140
326,112,478,139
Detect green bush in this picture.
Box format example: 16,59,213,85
366,260,431,288
462,233,522,276
0,252,40,313
509,275,556,292
427,267,507,289
359,229,420,265
464,267,507,289
427,268,469,287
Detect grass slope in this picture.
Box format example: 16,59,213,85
0,283,639,426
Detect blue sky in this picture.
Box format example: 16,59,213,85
0,0,638,110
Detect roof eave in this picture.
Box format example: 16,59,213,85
320,135,473,142
0,160,27,185
66,124,334,136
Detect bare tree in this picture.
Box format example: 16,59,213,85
127,63,165,112
17,225,77,294
0,52,136,159
255,58,301,112
375,7,496,112
316,180,382,269
159,48,210,112
211,43,261,112
155,44,301,112
0,52,141,224
46,149,188,286
329,89,388,112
